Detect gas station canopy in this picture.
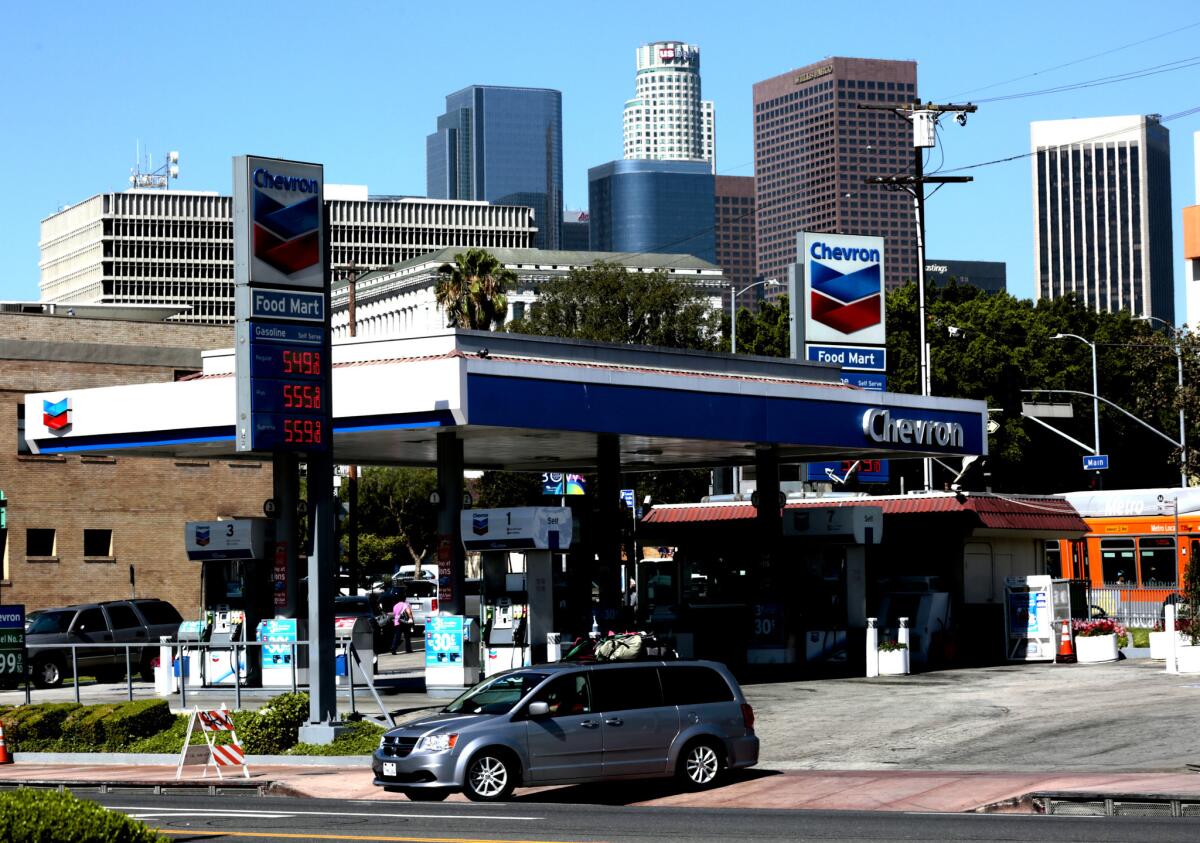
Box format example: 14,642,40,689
24,330,987,468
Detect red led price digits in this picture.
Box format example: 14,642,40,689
282,384,321,410
283,419,322,445
282,349,322,376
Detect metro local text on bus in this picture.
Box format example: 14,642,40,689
862,409,964,448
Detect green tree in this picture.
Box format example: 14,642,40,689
435,248,514,330
886,281,1177,492
473,471,545,509
724,294,791,357
344,467,438,576
507,261,719,349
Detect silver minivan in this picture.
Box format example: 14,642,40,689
372,660,758,802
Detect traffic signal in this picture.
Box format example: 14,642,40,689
0,493,6,529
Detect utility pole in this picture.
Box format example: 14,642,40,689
862,99,976,490
346,266,360,595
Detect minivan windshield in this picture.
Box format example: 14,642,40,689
443,671,549,715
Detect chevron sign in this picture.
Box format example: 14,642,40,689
42,397,72,432
801,232,887,346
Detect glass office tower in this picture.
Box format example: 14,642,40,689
427,85,564,250
588,159,715,262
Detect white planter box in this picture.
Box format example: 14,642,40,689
1075,633,1119,664
1177,645,1200,673
878,648,909,676
1149,631,1190,660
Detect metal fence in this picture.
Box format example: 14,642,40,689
11,639,393,725
1088,586,1180,629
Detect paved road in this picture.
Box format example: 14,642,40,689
86,791,1200,842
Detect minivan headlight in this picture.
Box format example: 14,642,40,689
415,733,458,752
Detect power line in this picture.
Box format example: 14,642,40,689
973,55,1200,104
938,19,1200,99
941,105,1200,175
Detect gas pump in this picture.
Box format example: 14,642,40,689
460,507,573,677
184,519,273,686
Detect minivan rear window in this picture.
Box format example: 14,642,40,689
660,666,734,705
590,666,663,712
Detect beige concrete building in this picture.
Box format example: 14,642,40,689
39,189,537,325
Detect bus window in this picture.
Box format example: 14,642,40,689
1099,538,1136,585
1138,537,1177,587
1044,541,1063,577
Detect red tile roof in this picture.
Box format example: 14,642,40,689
641,493,1087,534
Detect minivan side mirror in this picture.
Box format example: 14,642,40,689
528,701,550,717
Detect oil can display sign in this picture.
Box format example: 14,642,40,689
0,605,25,678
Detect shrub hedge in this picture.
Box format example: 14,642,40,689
0,787,166,842
0,700,175,753
0,693,330,756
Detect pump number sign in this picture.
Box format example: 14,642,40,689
0,605,25,677
425,616,464,668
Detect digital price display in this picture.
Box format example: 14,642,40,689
246,331,331,453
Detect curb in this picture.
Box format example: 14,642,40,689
0,779,274,795
13,752,372,767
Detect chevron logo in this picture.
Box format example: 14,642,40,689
253,189,320,275
810,260,883,335
42,397,72,431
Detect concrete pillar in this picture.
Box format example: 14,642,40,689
595,434,622,612
301,451,339,736
754,446,781,544
436,431,466,616
272,453,300,619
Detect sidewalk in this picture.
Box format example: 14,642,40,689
2,760,1199,813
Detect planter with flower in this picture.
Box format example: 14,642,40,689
877,640,909,676
1149,618,1191,661
1071,618,1125,664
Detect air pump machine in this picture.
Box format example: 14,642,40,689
460,507,573,676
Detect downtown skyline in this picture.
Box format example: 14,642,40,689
4,1,1200,321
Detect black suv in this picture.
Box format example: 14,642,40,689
23,599,183,688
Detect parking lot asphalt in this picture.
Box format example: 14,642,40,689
5,652,1200,803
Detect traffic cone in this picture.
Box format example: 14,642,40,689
1056,619,1076,664
0,721,12,764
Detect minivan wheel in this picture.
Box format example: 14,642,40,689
678,739,724,790
32,656,65,689
463,750,517,802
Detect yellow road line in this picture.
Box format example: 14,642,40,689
160,829,593,843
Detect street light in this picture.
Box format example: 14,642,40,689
1137,315,1188,488
1051,332,1101,468
730,278,779,354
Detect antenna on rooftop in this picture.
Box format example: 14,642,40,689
130,146,181,190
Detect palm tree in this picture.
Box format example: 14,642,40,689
435,249,514,330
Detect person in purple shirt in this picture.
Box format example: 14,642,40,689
391,592,414,655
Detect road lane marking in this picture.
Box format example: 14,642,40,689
109,806,542,821
157,831,592,843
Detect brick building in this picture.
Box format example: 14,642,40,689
714,175,757,309
0,307,271,615
753,57,919,297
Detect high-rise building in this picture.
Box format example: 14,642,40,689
39,189,536,324
923,259,1007,295
1185,131,1200,328
623,41,715,169
753,57,919,295
562,210,590,251
426,85,564,250
714,176,757,308
588,159,714,262
1031,115,1174,323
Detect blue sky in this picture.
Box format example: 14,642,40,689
4,1,1200,320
